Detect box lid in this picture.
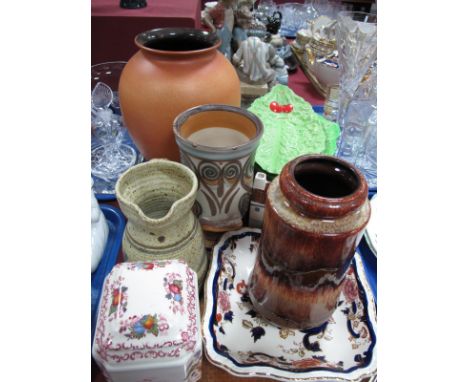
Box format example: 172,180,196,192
92,260,200,367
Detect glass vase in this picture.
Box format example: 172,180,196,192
336,12,377,189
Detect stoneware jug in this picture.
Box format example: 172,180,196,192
119,28,241,161
115,159,208,285
173,104,263,232
248,154,371,329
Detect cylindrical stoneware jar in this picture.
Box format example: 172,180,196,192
115,159,207,285
173,104,263,232
119,28,241,161
248,154,371,329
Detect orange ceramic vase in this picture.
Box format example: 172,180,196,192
119,28,241,161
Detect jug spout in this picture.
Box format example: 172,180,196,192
115,159,208,285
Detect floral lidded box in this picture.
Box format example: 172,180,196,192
92,260,202,382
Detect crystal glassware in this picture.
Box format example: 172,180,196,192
91,62,139,195
336,11,376,126
335,12,377,188
277,2,318,37
255,0,278,24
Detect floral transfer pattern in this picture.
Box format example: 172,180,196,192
126,261,164,271
107,275,128,319
93,260,200,363
119,314,169,340
164,273,184,314
213,234,261,338
206,230,377,376
109,286,128,316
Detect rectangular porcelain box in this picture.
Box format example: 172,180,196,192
92,260,202,382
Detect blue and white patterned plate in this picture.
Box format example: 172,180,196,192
202,228,377,381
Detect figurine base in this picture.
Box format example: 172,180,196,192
240,82,269,97
240,82,269,108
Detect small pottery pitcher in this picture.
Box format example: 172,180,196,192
173,104,263,232
115,159,207,285
248,154,370,329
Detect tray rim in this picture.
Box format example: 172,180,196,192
202,227,377,382
364,194,377,256
91,204,126,345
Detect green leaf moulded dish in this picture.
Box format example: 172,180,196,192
248,84,340,175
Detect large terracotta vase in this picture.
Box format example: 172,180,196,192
248,154,371,329
119,28,241,161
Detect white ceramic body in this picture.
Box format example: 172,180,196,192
91,185,109,273
309,59,341,89
92,260,202,382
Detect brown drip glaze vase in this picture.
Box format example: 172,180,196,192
118,28,241,161
248,154,371,329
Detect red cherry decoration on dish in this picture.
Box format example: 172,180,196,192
282,104,294,113
269,101,281,113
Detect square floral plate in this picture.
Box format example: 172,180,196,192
202,228,377,382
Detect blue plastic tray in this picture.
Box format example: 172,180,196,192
358,238,377,303
312,105,324,114
91,204,126,344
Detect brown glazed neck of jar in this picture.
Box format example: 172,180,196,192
279,154,368,219
135,27,220,62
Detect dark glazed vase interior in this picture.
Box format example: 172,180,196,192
135,28,220,52
294,157,360,199
280,154,368,219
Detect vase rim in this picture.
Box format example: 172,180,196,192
337,11,377,23
173,104,264,156
135,28,221,56
279,154,369,219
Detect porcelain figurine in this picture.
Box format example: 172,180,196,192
173,104,263,232
115,159,208,285
91,180,109,273
92,259,202,382
265,10,282,35
232,36,287,88
248,154,371,329
202,0,236,59
232,0,266,51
